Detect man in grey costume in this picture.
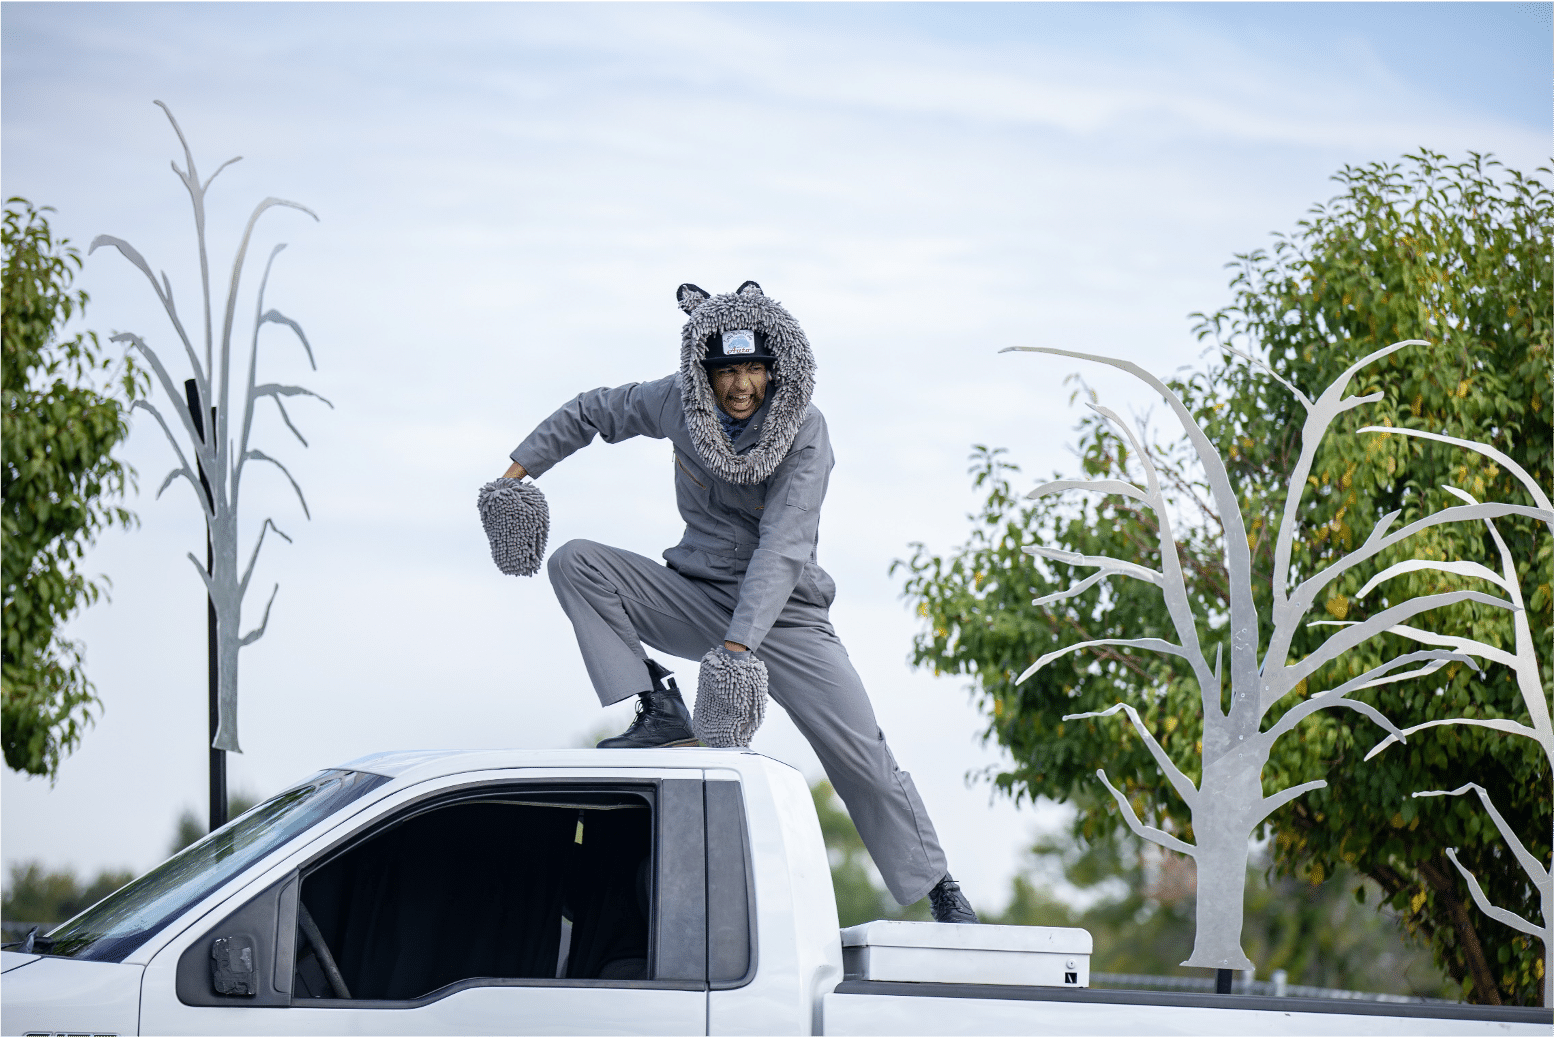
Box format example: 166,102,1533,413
496,280,977,922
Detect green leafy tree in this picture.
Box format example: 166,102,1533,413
168,791,259,856
1,861,135,938
1,789,259,943
2,199,143,778
897,152,1550,1004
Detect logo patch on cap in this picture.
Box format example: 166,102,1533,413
722,330,756,356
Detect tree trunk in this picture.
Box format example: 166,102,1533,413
1181,817,1255,969
210,508,243,754
1417,855,1501,1006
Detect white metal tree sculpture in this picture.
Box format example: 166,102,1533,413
1003,340,1550,970
1354,432,1553,1004
89,102,325,753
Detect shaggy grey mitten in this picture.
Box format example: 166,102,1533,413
477,478,549,577
692,646,769,748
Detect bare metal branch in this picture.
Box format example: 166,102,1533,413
1094,769,1197,857
1371,623,1517,668
154,465,201,502
1251,779,1328,825
1359,509,1403,551
91,239,206,396
1416,785,1550,888
1417,786,1547,876
130,399,208,515
1355,558,1509,599
260,309,318,370
114,334,211,467
267,396,307,447
1028,478,1149,503
1442,848,1547,941
1018,637,1188,684
1087,402,1220,709
218,198,319,459
1262,340,1425,666
1288,503,1553,613
1279,590,1516,692
1032,570,1111,608
1261,649,1467,740
184,552,214,594
203,155,242,194
238,583,280,647
1214,343,1313,410
1063,702,1199,808
1366,718,1540,761
1358,426,1554,534
238,518,293,599
1003,346,1261,716
243,449,311,519
1024,545,1163,586
251,384,334,449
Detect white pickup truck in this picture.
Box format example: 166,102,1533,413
3,749,1548,1036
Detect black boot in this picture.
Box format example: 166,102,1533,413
596,660,699,749
928,873,979,924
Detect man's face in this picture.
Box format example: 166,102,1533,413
710,362,769,421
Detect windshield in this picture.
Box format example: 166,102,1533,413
41,769,388,962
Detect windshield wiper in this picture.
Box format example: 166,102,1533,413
3,927,54,954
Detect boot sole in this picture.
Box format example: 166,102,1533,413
597,737,704,749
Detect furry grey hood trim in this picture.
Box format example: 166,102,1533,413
478,478,550,576
692,646,768,748
677,281,816,485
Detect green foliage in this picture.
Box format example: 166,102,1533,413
995,816,1452,997
812,781,930,926
2,789,263,943
1,861,135,933
2,198,144,779
897,152,1551,1005
168,791,260,856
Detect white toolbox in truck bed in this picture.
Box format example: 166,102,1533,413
841,921,1091,988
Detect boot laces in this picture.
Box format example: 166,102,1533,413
929,876,963,911
622,692,655,733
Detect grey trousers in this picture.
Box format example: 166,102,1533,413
547,538,948,905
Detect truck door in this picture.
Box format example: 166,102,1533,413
140,777,718,1035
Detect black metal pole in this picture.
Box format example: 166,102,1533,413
185,379,226,833
1215,968,1233,994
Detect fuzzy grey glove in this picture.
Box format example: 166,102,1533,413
477,478,550,577
692,645,768,748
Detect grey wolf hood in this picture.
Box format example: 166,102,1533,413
676,280,816,485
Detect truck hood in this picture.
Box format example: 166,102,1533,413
1,949,39,973
0,956,143,1037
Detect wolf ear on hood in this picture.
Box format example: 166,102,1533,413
676,283,711,315
735,280,763,297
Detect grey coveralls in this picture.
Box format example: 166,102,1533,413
511,373,947,905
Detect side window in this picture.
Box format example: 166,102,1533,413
292,787,654,1002
172,778,752,1007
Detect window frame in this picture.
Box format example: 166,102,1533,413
283,778,707,1006
173,774,755,1011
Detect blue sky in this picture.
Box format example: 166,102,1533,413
3,1,1549,915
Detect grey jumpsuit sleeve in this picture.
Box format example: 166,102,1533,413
724,419,832,652
509,376,676,477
